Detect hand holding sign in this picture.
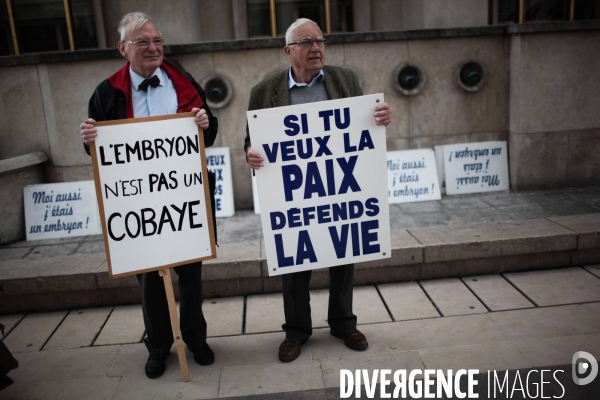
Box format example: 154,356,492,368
246,146,264,170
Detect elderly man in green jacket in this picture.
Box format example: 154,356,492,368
244,18,392,363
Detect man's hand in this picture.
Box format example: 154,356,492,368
192,107,209,130
80,118,97,145
246,146,264,170
374,102,392,127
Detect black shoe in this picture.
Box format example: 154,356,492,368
187,342,214,366
278,338,302,363
145,348,170,379
330,329,369,351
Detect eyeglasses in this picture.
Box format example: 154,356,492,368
122,38,166,48
287,38,327,49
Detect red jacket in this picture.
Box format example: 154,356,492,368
87,59,217,148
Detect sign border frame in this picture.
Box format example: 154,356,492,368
90,112,217,278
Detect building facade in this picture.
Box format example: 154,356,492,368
1,1,600,243
3,0,599,55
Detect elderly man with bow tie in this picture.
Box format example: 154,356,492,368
244,18,392,363
79,12,218,379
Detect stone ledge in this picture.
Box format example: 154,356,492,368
357,230,423,270
408,218,577,263
420,250,573,280
0,151,48,175
0,290,104,313
0,152,48,244
1,214,599,313
548,214,600,249
203,241,263,280
0,254,105,295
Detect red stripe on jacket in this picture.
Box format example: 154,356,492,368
107,61,205,118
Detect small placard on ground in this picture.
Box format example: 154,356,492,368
387,149,441,204
205,147,235,217
24,181,101,241
443,141,509,195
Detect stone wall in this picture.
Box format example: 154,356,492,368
509,29,600,189
0,152,48,244
0,22,598,211
97,0,489,43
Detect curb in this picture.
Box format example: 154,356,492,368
1,214,599,313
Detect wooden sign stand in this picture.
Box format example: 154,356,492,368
90,115,217,383
158,268,190,382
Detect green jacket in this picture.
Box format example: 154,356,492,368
244,65,363,152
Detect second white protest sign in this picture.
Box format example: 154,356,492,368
443,141,509,195
248,94,391,276
205,147,235,217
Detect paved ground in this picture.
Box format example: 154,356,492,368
2,266,600,399
1,186,600,399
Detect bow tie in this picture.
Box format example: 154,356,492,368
138,75,160,91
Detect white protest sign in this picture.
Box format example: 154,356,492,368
92,114,216,277
443,141,509,195
24,181,101,241
248,94,391,276
205,147,235,217
387,149,441,203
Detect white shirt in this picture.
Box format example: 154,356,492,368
129,67,178,117
287,67,325,89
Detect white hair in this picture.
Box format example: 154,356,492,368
118,12,161,41
285,18,320,44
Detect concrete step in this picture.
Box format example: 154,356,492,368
1,214,599,314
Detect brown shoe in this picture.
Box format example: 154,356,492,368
278,338,302,362
330,329,368,351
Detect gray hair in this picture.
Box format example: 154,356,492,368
285,18,320,45
118,12,160,41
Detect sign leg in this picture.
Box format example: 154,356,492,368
158,268,190,382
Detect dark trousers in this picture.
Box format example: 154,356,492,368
282,263,357,343
136,261,207,352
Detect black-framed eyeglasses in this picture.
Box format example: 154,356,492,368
122,38,166,48
287,38,327,49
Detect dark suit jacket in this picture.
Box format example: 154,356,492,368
244,65,363,152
